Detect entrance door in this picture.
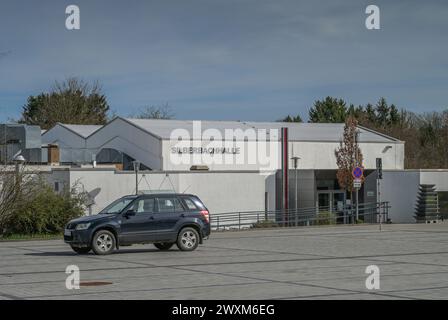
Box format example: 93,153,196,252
316,190,346,214
318,193,331,211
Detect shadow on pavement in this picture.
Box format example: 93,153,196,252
24,247,177,256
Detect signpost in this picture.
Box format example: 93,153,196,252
352,166,364,222
352,166,364,180
376,158,383,231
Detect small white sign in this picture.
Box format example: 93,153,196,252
353,178,362,189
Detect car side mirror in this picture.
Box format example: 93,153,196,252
124,209,136,217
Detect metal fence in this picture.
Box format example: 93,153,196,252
210,201,390,231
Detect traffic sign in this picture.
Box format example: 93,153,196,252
353,178,362,189
376,158,382,179
352,166,364,179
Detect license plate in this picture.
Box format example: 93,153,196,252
64,229,72,236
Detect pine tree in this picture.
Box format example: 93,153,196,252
389,104,400,126
375,97,390,128
308,97,347,123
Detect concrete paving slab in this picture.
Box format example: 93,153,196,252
0,223,447,299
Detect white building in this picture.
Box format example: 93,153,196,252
42,117,404,171
38,117,412,221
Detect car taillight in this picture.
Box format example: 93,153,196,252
200,210,209,223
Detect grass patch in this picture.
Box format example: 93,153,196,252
0,233,63,242
252,220,279,228
316,211,337,225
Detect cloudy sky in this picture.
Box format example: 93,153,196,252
0,0,447,122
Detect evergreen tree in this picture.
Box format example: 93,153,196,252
375,97,390,128
389,104,400,126
281,114,303,122
19,77,110,129
365,103,376,123
308,97,347,123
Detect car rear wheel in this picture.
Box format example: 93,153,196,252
71,246,91,254
154,242,174,250
91,230,116,255
176,227,199,251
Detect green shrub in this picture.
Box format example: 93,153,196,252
3,180,85,235
252,220,278,228
316,211,337,225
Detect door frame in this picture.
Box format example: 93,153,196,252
316,190,346,214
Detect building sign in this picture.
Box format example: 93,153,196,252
353,178,362,189
171,147,240,154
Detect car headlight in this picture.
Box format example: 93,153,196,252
75,223,91,230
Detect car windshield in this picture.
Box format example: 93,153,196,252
99,197,135,214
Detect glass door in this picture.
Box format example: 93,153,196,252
318,193,331,212
317,190,346,214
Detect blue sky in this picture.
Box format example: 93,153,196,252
1,0,447,122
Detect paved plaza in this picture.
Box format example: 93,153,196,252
0,223,447,300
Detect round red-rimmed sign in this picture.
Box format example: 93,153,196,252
352,166,364,179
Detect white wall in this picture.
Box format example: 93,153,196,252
162,139,404,171
65,169,273,216
162,139,281,172
289,141,404,170
420,171,448,191
372,170,448,223
379,171,420,223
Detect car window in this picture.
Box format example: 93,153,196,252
191,196,206,210
157,197,184,213
130,198,155,214
182,198,198,210
99,197,135,214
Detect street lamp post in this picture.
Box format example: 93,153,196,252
354,129,360,223
132,160,140,195
12,153,26,190
291,156,300,226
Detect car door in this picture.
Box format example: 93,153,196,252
149,196,185,241
120,197,156,244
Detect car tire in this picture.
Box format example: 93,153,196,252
154,242,174,250
71,246,91,254
91,230,116,255
176,227,200,251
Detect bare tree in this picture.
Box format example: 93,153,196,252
335,116,364,198
135,103,174,119
0,165,40,233
0,164,88,235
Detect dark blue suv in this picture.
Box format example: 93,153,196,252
64,193,210,255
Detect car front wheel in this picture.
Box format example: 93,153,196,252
91,230,116,255
176,227,199,251
154,242,174,250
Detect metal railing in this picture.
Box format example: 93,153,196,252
210,201,390,231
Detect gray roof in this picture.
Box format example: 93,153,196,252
56,124,103,138
123,118,401,143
